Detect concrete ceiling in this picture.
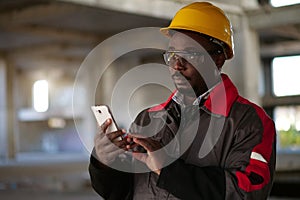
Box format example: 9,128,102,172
0,0,169,69
0,0,300,70
247,3,300,58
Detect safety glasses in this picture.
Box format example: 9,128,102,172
163,50,205,66
163,50,223,67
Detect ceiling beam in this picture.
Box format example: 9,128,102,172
247,4,300,30
4,24,101,43
9,52,82,71
7,42,94,58
0,2,78,25
270,26,300,40
59,0,244,20
261,41,300,57
263,95,300,107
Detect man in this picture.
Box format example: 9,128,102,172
89,2,276,200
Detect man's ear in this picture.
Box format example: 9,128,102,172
214,53,226,70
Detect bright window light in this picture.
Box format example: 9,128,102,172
274,106,300,150
272,55,300,96
33,80,49,112
271,0,300,7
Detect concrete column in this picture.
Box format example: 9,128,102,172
223,14,262,105
6,57,17,159
0,57,8,160
0,56,17,160
242,19,263,105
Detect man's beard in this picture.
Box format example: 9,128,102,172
176,85,196,96
172,72,207,97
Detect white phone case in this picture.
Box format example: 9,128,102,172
91,105,118,133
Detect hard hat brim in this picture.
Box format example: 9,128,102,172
160,26,233,59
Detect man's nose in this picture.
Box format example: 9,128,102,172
172,57,185,71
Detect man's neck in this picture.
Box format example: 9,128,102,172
183,83,220,106
183,95,197,105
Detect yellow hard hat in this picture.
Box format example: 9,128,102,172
161,2,234,59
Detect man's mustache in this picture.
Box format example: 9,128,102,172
171,71,190,81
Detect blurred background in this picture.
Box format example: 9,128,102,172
0,0,300,199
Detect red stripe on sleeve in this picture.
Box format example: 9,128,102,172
235,97,276,192
236,159,270,192
238,97,275,163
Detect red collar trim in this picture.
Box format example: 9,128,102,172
148,74,239,116
148,91,176,112
204,74,239,117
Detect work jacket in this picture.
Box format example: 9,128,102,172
89,73,276,200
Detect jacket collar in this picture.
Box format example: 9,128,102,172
148,73,239,117
203,73,239,117
148,91,176,112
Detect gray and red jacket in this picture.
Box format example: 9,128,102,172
89,73,276,200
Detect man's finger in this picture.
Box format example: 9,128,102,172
128,132,146,139
100,119,112,133
101,137,127,151
106,129,125,141
133,138,153,151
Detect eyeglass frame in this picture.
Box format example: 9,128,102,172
163,49,223,67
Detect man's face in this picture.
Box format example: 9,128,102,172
166,31,223,97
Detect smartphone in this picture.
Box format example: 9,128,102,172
91,105,146,152
91,105,120,136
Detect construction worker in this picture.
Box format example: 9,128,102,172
89,2,276,199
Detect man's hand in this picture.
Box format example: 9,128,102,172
94,119,127,165
129,137,165,175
